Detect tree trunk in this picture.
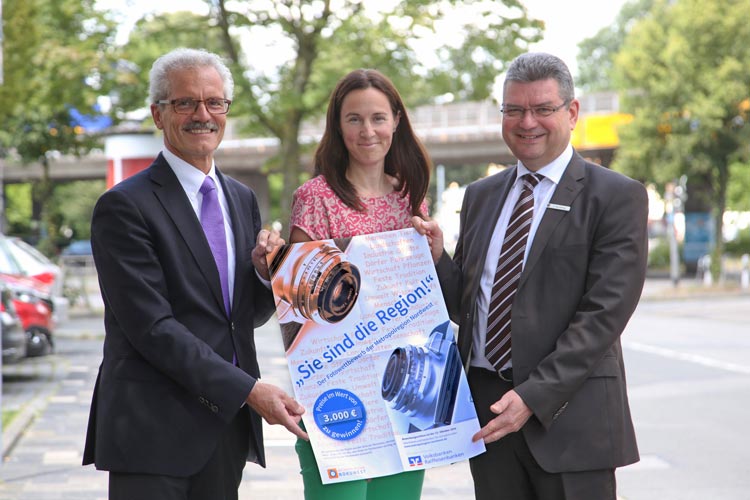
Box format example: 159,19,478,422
711,161,730,282
32,156,55,255
278,123,303,239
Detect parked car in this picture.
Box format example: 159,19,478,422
2,236,69,323
0,273,55,357
0,236,56,357
1,279,28,364
61,239,92,256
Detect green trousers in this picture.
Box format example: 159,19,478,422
295,431,425,500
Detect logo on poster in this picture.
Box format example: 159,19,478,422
408,456,424,467
327,468,339,479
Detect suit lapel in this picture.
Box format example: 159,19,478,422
218,171,247,319
475,168,516,269
520,155,585,288
149,156,226,314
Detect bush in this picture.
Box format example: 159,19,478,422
725,228,750,256
648,237,673,269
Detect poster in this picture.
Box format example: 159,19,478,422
267,228,485,484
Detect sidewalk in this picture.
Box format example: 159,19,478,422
0,277,746,499
0,313,474,499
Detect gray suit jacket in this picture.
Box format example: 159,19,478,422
436,151,647,472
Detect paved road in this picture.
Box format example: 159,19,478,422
1,278,747,499
617,295,750,500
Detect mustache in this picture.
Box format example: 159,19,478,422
183,121,219,132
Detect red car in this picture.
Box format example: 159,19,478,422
0,238,55,357
1,279,27,364
4,235,69,323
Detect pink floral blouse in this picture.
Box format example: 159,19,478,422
290,175,428,239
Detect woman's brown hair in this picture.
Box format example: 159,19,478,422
313,69,431,216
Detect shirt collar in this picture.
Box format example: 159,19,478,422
516,143,572,185
162,148,219,195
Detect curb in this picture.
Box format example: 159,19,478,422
639,285,749,302
2,364,65,460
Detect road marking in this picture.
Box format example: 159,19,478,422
624,341,750,375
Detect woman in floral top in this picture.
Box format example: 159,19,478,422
288,69,431,500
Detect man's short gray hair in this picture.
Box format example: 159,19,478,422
149,48,234,104
504,52,575,103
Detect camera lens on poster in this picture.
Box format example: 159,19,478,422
381,321,462,432
268,241,361,325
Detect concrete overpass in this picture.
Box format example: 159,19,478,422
1,94,623,215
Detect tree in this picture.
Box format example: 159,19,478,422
0,0,117,253
116,0,543,229
575,0,655,92
109,10,229,115
728,161,750,211
611,0,750,278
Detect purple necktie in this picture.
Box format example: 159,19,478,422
199,176,231,317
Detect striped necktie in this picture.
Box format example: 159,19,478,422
484,173,541,372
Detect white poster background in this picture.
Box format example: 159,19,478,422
267,228,485,484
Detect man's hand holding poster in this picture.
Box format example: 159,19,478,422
267,228,485,484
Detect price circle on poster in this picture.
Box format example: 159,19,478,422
313,388,367,441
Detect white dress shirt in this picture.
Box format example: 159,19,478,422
471,144,573,370
163,149,236,308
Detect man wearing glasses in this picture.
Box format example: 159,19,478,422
83,48,308,499
413,52,648,499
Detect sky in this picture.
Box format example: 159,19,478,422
521,0,626,77
98,0,627,79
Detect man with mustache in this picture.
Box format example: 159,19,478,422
83,48,308,500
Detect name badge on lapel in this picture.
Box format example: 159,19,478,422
548,203,571,212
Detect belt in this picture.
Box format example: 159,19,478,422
470,366,513,384
498,368,513,383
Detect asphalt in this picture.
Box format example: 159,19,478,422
0,277,746,499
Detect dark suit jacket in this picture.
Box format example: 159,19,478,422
82,154,276,476
436,151,647,473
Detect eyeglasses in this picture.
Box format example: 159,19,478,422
500,101,569,119
156,97,232,115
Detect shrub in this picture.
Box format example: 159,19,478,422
725,228,750,257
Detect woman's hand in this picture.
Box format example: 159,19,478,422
411,216,444,264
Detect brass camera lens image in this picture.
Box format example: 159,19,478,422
268,240,361,326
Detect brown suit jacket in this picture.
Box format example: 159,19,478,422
436,151,647,472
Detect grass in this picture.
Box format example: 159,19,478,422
2,408,19,428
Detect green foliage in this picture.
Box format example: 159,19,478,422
725,228,750,256
609,0,750,277
576,0,655,92
0,0,117,160
5,179,104,255
647,237,682,270
115,0,544,231
2,409,19,428
49,180,106,242
4,184,33,236
0,0,117,251
108,11,230,117
728,161,750,210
